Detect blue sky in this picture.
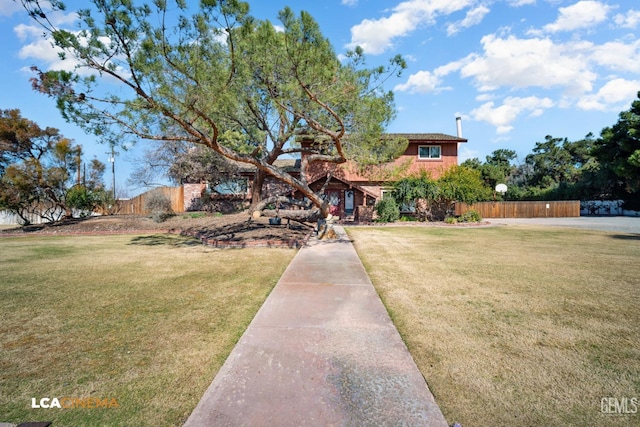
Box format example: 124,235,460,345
1,0,639,195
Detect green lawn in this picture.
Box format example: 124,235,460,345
0,234,295,426
347,225,640,427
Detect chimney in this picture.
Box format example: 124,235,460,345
456,116,463,138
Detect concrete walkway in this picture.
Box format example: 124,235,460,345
184,226,448,427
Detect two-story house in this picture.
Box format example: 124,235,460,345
296,130,466,219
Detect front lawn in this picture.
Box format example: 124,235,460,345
348,225,640,427
0,234,295,426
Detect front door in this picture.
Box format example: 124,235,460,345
345,190,354,214
327,191,341,216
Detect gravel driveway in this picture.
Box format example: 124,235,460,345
487,216,640,234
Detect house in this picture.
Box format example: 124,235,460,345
184,122,467,218
297,131,467,220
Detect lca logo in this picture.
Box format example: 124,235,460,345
31,397,119,409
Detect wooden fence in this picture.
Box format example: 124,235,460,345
117,186,185,215
455,200,580,218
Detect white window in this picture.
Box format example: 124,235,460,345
418,145,441,159
380,189,394,200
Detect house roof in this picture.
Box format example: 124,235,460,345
384,133,467,143
305,174,380,200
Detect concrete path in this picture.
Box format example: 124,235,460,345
184,226,448,427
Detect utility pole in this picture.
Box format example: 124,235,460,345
106,144,118,201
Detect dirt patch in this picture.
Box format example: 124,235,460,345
0,213,314,246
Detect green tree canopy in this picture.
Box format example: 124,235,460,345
0,109,106,224
462,148,517,196
22,0,406,219
592,91,640,205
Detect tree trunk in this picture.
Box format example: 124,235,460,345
261,209,321,222
249,168,267,212
251,195,323,223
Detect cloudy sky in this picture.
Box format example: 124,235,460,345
1,0,639,193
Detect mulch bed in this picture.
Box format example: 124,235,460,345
0,213,315,248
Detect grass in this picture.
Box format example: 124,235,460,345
347,225,640,427
0,233,295,426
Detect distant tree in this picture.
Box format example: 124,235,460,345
23,0,406,221
592,91,640,207
525,136,575,188
518,135,598,200
486,149,517,182
462,149,517,197
0,109,106,224
0,108,58,175
129,140,238,188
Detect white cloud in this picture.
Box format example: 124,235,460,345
614,10,640,29
0,1,23,17
342,0,358,5
49,10,78,26
577,78,640,111
16,25,75,71
589,39,640,73
476,93,495,102
542,1,612,33
460,35,596,96
470,96,555,132
13,10,79,66
447,5,490,36
507,0,536,6
15,22,126,79
347,0,475,54
14,23,41,42
458,147,480,163
394,70,446,94
395,60,465,93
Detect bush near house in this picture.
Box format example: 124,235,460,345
389,166,491,222
375,197,400,222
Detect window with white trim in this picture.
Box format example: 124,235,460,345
418,145,441,159
380,189,394,200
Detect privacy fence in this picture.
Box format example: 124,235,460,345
117,186,185,215
455,200,580,218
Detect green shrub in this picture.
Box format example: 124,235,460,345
375,198,400,222
66,185,97,215
444,216,458,224
460,209,482,223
